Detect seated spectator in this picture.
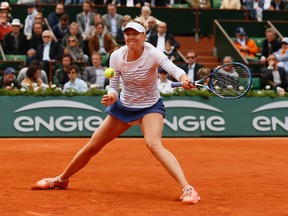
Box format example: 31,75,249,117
146,16,157,40
63,35,88,62
82,52,107,89
260,28,282,63
3,19,28,55
88,22,115,56
164,39,180,62
273,37,288,74
52,13,69,41
0,11,11,41
197,67,210,88
62,22,83,48
148,22,180,52
0,2,13,23
139,5,151,26
0,67,21,90
261,54,287,90
102,4,123,38
116,15,131,45
17,60,48,84
47,3,65,28
33,12,48,32
35,30,63,73
215,56,240,89
27,22,43,64
63,65,88,93
192,0,211,8
233,27,259,59
181,51,204,82
21,64,44,90
269,0,286,10
246,0,264,21
217,56,239,78
76,1,96,41
138,6,161,28
23,2,38,39
54,54,73,88
157,67,174,94
220,0,241,9
221,55,233,65
87,13,108,39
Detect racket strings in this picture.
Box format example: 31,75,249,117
210,64,251,98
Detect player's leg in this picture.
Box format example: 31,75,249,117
59,114,131,180
36,115,131,189
140,113,200,203
140,113,189,187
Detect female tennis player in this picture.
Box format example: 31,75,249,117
36,21,200,204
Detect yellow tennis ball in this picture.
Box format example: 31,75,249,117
105,68,115,79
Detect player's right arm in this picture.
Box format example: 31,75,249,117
101,93,118,106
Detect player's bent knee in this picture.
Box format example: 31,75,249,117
145,140,163,154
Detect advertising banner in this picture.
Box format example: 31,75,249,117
0,96,287,137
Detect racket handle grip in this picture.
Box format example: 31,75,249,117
171,82,182,88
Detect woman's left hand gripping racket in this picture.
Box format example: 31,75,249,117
171,62,252,100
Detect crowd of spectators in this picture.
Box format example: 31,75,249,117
0,1,183,93
0,0,287,94
232,26,288,92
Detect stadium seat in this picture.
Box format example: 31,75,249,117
212,0,222,8
252,37,265,59
252,37,265,48
172,4,190,8
4,55,27,66
101,54,109,66
252,77,261,90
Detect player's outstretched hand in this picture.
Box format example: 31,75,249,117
101,93,117,106
182,79,196,90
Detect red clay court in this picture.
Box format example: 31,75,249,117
0,138,287,216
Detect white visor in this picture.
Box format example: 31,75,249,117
123,22,146,33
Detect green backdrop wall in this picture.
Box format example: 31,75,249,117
1,96,288,137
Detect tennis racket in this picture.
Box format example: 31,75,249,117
171,62,252,100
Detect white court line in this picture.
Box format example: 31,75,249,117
25,211,51,216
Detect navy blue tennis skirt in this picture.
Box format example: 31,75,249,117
105,98,166,125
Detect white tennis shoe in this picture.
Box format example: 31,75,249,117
36,176,69,189
180,185,200,204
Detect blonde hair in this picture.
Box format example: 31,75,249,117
133,17,148,30
69,22,79,31
197,68,210,79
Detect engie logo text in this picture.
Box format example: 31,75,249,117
163,100,225,132
252,101,288,132
13,100,104,133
